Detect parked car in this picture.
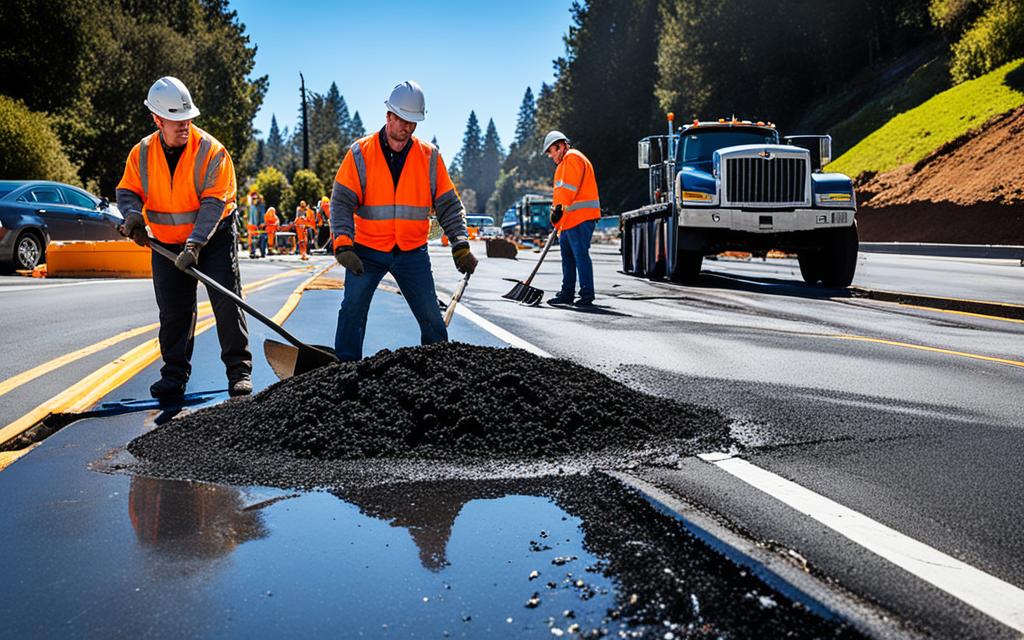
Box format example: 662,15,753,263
0,180,124,270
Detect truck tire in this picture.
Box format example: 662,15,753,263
671,248,703,283
819,222,858,287
797,251,821,285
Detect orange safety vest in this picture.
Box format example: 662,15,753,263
333,134,454,252
117,125,236,244
552,148,601,232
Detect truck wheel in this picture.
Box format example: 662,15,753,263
820,222,858,288
671,249,703,283
797,251,821,285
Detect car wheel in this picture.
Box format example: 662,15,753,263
14,231,44,270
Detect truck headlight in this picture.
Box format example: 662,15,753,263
816,192,853,205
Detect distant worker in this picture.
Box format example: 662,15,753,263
264,206,279,253
330,80,477,360
294,204,313,261
247,192,266,258
542,130,601,307
116,76,252,398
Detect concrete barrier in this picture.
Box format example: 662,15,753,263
860,242,1024,260
46,241,152,278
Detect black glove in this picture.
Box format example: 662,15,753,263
550,204,564,225
451,241,477,275
174,242,200,272
119,212,150,247
335,245,364,275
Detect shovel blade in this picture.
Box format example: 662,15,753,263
265,339,338,380
519,286,545,306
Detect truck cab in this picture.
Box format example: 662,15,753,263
622,118,858,287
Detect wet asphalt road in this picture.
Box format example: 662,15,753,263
3,240,1022,637
428,241,1024,639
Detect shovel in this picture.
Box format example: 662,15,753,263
442,272,471,326
502,227,557,306
149,242,338,379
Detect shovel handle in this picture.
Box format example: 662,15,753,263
149,242,308,351
443,272,471,327
522,229,558,287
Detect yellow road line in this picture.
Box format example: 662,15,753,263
0,267,310,400
828,334,1024,369
0,265,325,450
885,301,1024,326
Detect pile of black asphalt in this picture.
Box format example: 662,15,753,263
126,342,732,489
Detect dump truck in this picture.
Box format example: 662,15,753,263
504,194,554,239
620,116,858,286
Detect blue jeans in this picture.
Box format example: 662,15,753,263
335,244,448,360
559,219,596,299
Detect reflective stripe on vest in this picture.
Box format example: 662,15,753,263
351,141,367,196
555,180,578,192
137,134,213,199
147,210,198,225
429,145,438,201
567,199,600,212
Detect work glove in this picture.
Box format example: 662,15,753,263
174,242,201,272
550,204,564,225
451,241,478,275
119,212,150,247
335,245,364,275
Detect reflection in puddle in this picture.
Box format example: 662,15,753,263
120,473,860,638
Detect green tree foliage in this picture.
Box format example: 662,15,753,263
539,0,663,212
351,111,366,139
479,119,505,212
265,115,288,168
948,0,1024,82
0,0,266,195
929,0,988,36
254,166,289,210
313,141,343,192
0,96,79,184
281,169,323,217
450,111,483,197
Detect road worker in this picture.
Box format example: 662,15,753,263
264,206,279,253
542,130,601,306
116,76,252,398
294,204,313,261
247,192,266,258
316,195,331,250
330,80,477,360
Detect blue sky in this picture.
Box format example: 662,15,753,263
230,0,576,160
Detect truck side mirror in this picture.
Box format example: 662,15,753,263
785,135,833,172
818,136,832,168
638,140,651,169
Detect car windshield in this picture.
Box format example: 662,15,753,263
680,129,777,163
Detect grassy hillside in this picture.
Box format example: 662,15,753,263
827,58,1024,179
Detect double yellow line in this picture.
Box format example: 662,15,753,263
0,264,332,462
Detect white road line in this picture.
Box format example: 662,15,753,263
0,279,147,293
698,452,1024,633
452,298,1024,633
453,303,553,358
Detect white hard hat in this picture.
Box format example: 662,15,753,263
144,76,200,121
542,130,569,154
385,80,426,122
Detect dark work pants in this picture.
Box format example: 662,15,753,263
150,217,251,384
335,243,447,361
559,219,597,299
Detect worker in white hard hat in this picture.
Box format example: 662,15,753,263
116,76,252,399
543,130,601,306
329,80,476,360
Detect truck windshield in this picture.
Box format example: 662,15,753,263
680,129,777,163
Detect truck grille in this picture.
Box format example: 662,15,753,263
725,157,807,206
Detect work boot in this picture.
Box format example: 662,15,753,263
228,375,253,397
150,377,186,399
573,296,595,307
547,293,574,306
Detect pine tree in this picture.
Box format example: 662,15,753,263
326,82,353,145
266,115,285,168
513,87,536,149
479,118,504,211
350,111,366,139
450,111,483,197
431,136,439,149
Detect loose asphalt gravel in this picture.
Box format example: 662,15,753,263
126,342,732,489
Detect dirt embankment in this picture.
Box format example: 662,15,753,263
856,106,1024,243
